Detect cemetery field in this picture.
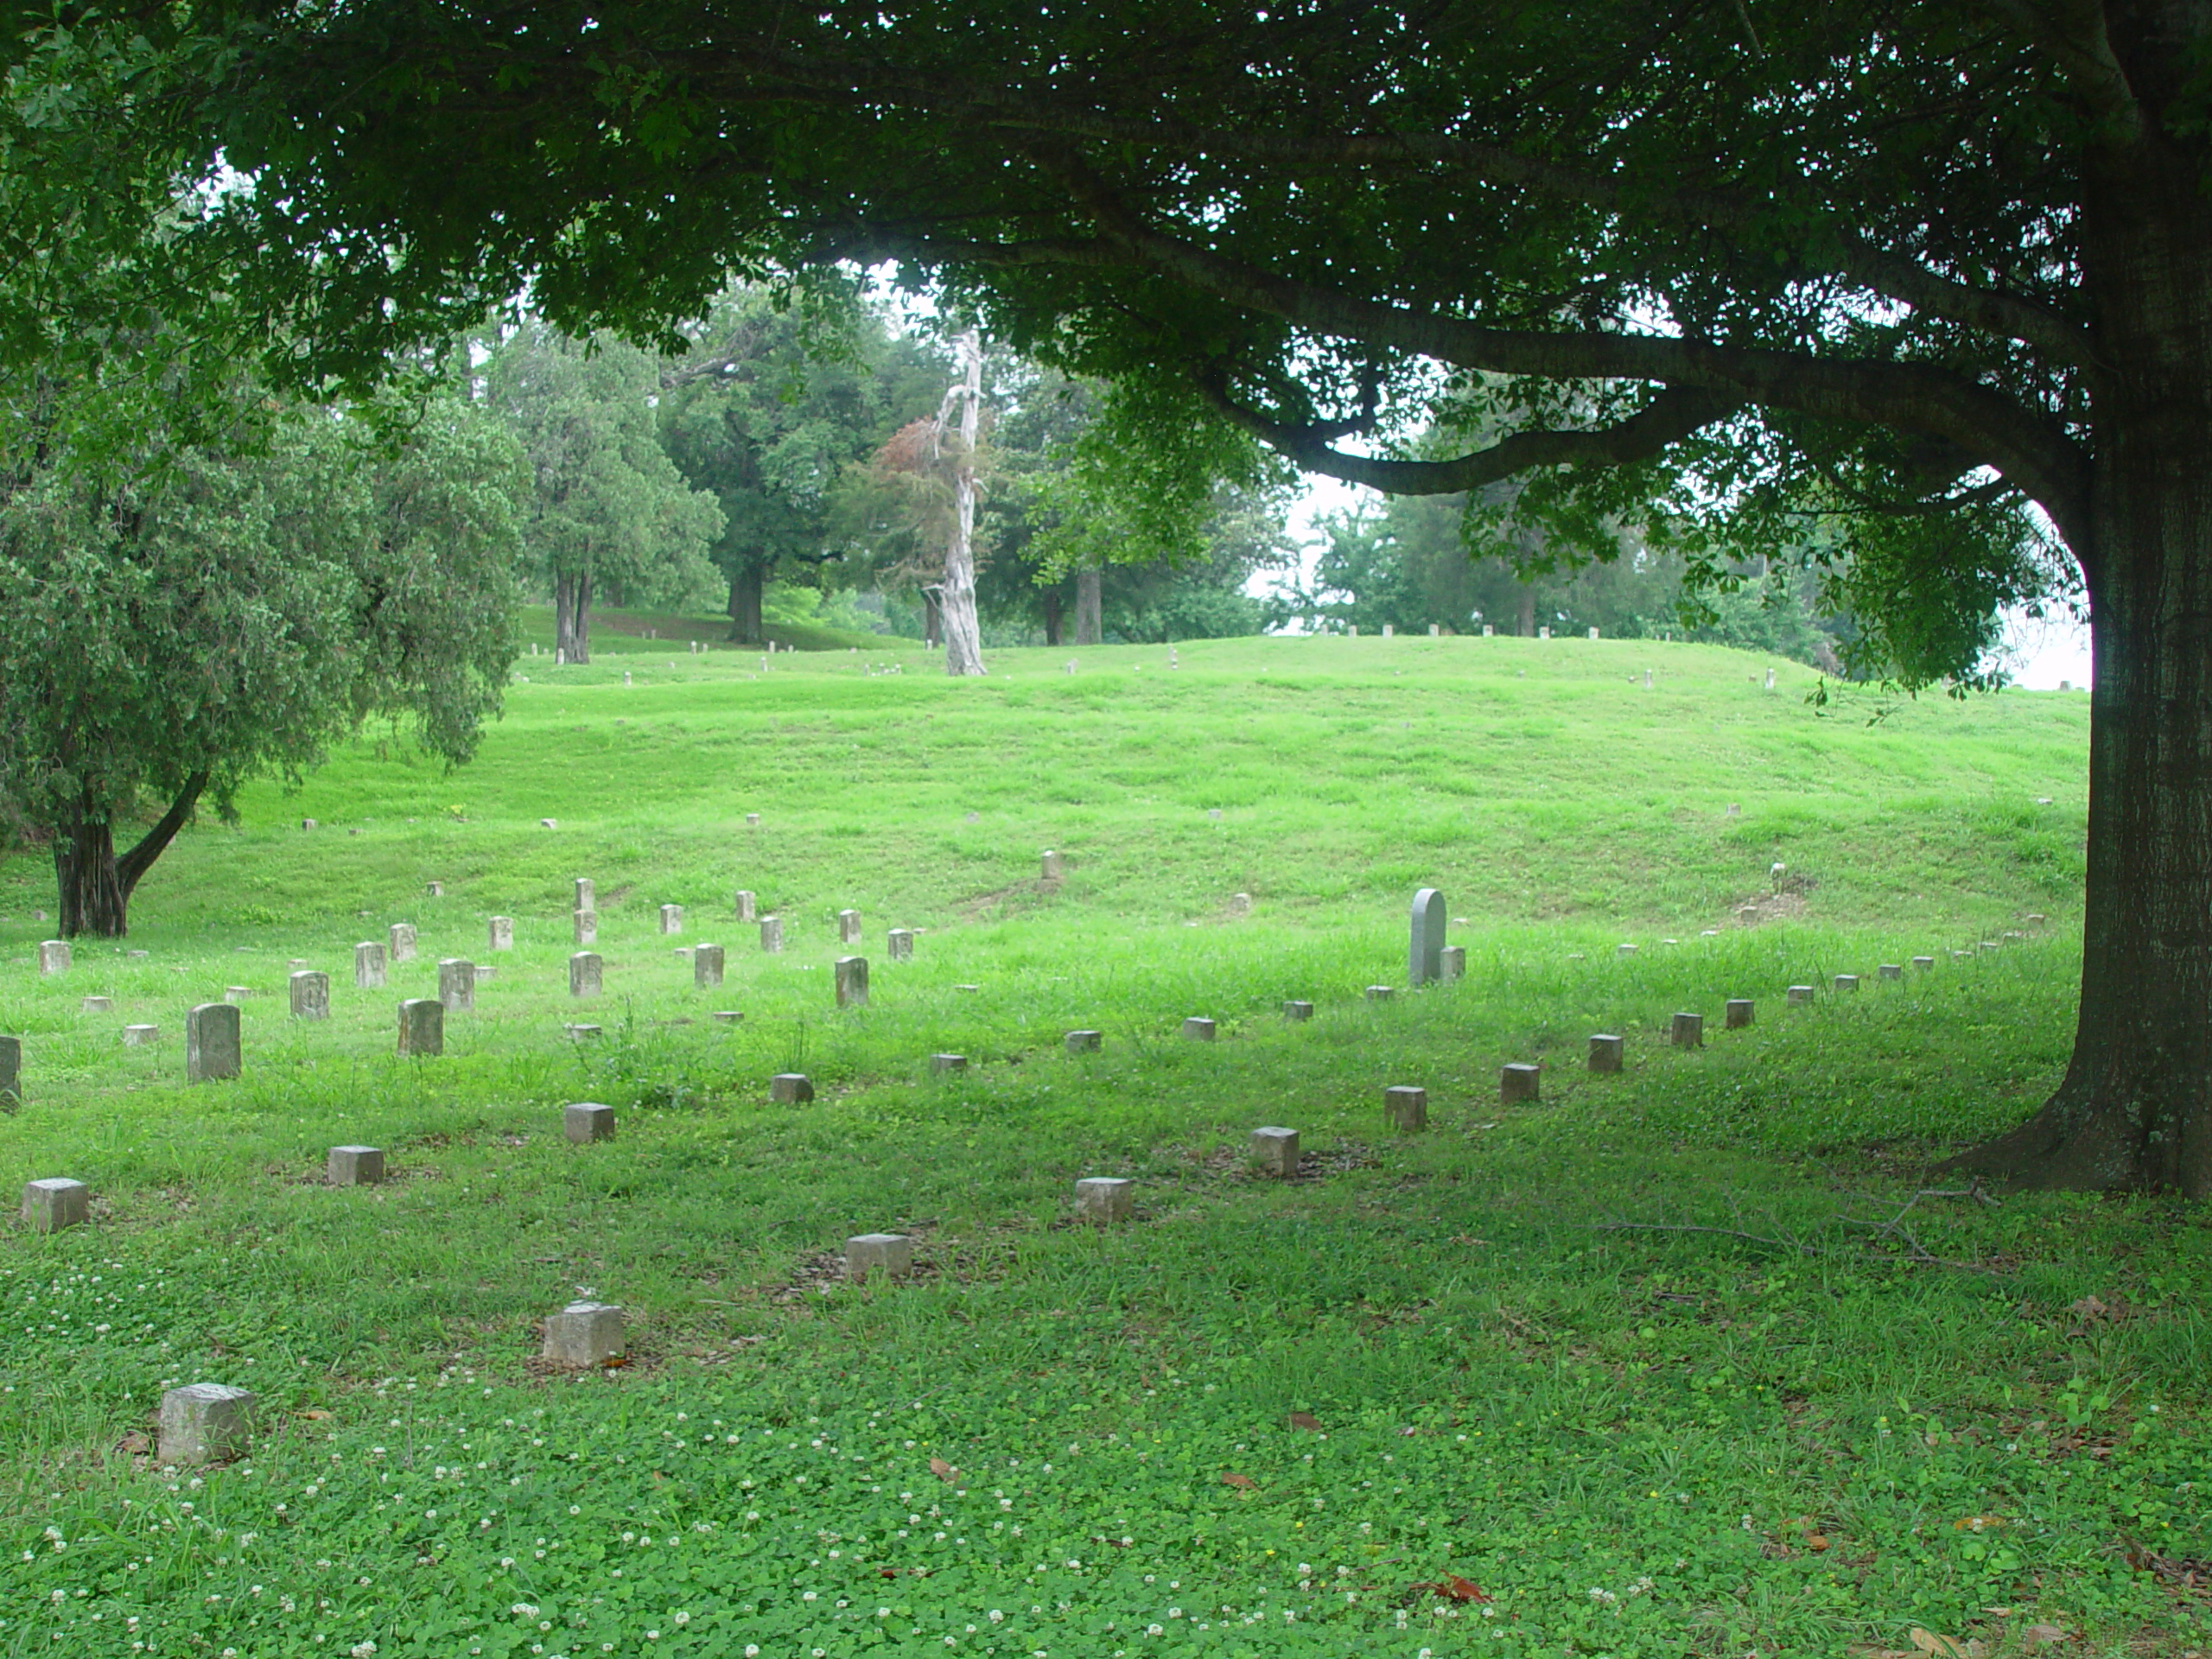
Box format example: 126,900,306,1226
3,632,2203,1659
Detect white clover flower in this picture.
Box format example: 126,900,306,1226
351,1643,378,1658
673,1612,690,1626
988,1611,1004,1624
511,1604,538,1619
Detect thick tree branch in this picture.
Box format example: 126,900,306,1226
716,44,2089,363
115,770,207,900
1000,175,2093,548
1193,377,1742,497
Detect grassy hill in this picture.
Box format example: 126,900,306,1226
6,632,2199,1659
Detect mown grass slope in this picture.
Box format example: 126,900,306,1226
7,629,2201,1659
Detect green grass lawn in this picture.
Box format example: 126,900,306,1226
3,632,2202,1659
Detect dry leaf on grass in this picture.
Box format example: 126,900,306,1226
2020,1626,2070,1649
1221,1471,1256,1491
1287,1411,1323,1432
1908,1630,1985,1657
929,1456,958,1484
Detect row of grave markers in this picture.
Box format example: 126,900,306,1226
15,888,2046,1464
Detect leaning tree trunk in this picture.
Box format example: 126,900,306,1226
726,558,765,643
1074,565,1103,645
938,330,988,677
555,569,593,664
1950,130,2212,1196
54,774,209,938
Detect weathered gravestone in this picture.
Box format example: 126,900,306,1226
1834,974,1860,992
0,1033,19,1102
81,995,114,1014
389,923,417,963
770,1072,814,1103
542,1302,624,1368
1588,1033,1624,1073
838,909,862,944
397,998,443,1057
695,944,725,988
735,890,757,923
1251,1127,1300,1177
930,1053,967,1076
1439,946,1466,982
1039,849,1065,880
36,940,68,976
159,1383,256,1465
1181,1016,1217,1040
1365,984,1395,1002
354,942,386,988
563,1103,615,1143
1384,1084,1428,1130
887,927,915,960
1282,1000,1314,1021
1501,1063,1541,1103
123,1025,157,1046
327,1146,385,1185
1075,1178,1134,1224
659,903,684,935
22,1177,87,1232
488,916,514,952
1670,1011,1704,1048
437,959,475,1012
1912,956,1936,971
575,877,594,911
186,1003,240,1084
1726,998,1756,1029
1065,1029,1103,1052
835,956,869,1007
1408,888,1447,985
1787,984,1815,1006
760,916,784,953
573,909,597,945
289,972,331,1021
846,1233,914,1281
1879,963,1904,981
569,952,602,997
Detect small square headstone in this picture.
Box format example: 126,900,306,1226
426,881,444,897
1181,1016,1217,1041
1725,998,1754,1029
437,958,475,1012
355,941,386,988
930,1053,967,1076
1617,943,1637,957
1834,974,1859,992
563,1022,603,1040
1228,892,1253,915
1039,849,1065,880
746,812,761,826
887,927,915,961
563,1103,615,1144
1282,1000,1314,1021
1384,1084,1427,1130
542,1302,624,1368
735,890,757,923
1669,1011,1703,1048
1439,946,1465,982
575,877,594,911
712,1010,742,1024
770,1072,814,1103
22,1177,87,1232
659,903,684,936
159,1382,256,1465
488,916,514,952
760,916,785,953
123,1025,157,1046
289,971,331,1021
186,1003,241,1084
835,956,869,1007
846,1233,914,1281
1912,956,1936,971
389,923,417,963
1074,1177,1134,1223
569,952,602,997
80,995,115,1014
1065,1029,1103,1052
837,908,863,944
1500,1063,1541,1103
1364,984,1394,1001
1786,984,1815,1006
327,1146,385,1185
397,998,443,1057
36,940,69,976
224,985,253,1003
1587,1033,1624,1073
1251,1126,1300,1177
1879,963,1903,981
572,908,597,945
695,944,726,988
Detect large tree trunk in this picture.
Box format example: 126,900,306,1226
1074,565,1103,645
555,569,594,664
54,774,209,938
1516,588,1535,637
1951,122,2212,1195
939,330,988,676
1040,587,1064,646
726,558,765,643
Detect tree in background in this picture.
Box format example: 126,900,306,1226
658,285,944,643
0,374,524,935
482,321,723,663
